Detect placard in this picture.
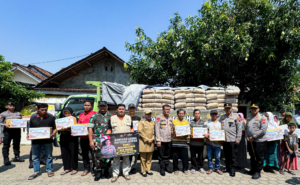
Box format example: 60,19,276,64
7,119,27,128
267,128,283,141
294,129,300,138
133,121,139,131
55,117,77,130
209,130,225,141
29,127,52,140
99,132,139,159
71,124,88,136
192,128,207,138
175,125,191,136
279,125,288,134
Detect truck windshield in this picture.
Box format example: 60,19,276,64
63,98,95,117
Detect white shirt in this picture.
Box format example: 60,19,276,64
294,114,300,126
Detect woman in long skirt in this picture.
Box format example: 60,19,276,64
274,115,282,167
235,113,247,173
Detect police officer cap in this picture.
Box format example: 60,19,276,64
250,103,259,108
224,103,232,108
210,110,218,114
7,101,16,106
128,103,136,109
98,101,107,106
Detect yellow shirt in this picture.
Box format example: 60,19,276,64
172,118,189,146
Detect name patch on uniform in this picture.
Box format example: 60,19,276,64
255,121,258,123
262,119,266,124
222,122,224,126
237,117,241,122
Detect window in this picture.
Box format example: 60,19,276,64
62,98,95,117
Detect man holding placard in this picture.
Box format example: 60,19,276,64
0,101,24,165
245,104,268,179
88,101,112,181
128,103,141,175
189,109,206,174
218,103,242,177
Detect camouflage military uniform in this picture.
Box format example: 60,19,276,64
88,112,112,171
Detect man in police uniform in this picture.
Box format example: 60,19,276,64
101,139,116,156
106,104,133,183
219,103,242,177
155,104,173,176
0,101,25,165
88,101,112,181
245,103,268,179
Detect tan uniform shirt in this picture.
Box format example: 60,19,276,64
155,114,173,142
138,119,155,153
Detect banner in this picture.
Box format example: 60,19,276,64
100,132,139,159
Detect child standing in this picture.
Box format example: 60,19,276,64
280,123,299,175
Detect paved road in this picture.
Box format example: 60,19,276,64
0,146,299,185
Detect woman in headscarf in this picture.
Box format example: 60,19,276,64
263,112,279,173
235,113,247,173
273,115,282,167
59,107,79,175
280,112,298,170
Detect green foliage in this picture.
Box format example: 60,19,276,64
125,0,300,111
0,55,44,107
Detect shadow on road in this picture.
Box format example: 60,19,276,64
286,177,300,184
0,164,16,173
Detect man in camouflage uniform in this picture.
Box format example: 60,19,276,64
88,101,112,181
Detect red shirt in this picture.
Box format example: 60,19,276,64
78,110,97,139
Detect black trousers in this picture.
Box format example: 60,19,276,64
80,138,94,171
247,141,267,173
2,128,21,157
223,142,238,170
190,145,204,170
172,147,189,172
60,133,79,171
29,146,46,164
158,142,171,169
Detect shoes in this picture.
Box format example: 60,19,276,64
12,156,24,162
222,168,229,173
130,168,137,174
165,166,172,173
94,171,102,181
146,171,153,175
4,157,11,166
199,168,206,174
230,168,235,177
29,163,33,169
104,168,111,179
141,173,147,177
160,168,166,176
252,172,261,179
246,170,255,175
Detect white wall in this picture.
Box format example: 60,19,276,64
13,69,40,85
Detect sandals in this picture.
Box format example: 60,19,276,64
215,169,223,175
48,171,54,177
174,171,179,175
288,171,296,175
184,171,190,175
28,173,40,180
279,170,285,175
191,169,196,174
81,170,90,176
111,177,118,183
124,175,131,180
60,170,71,175
71,170,78,175
206,169,213,175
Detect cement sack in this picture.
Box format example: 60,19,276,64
143,103,162,108
139,98,142,103
206,103,218,109
186,103,195,107
194,103,206,107
217,107,224,111
206,90,225,94
206,94,218,100
142,89,155,94
175,93,186,99
186,98,194,103
142,94,162,99
232,103,238,107
216,99,225,103
217,94,226,99
193,89,205,94
207,99,219,104
186,106,195,110
175,89,186,94
225,95,239,99
165,90,175,95
175,103,186,109
155,90,165,94
175,99,187,103
138,103,142,107
194,94,206,98
142,99,173,104
162,94,174,100
225,99,238,103
186,93,195,98
194,106,207,110
184,89,194,93
194,98,206,103
218,104,225,107
226,90,240,95
232,107,238,112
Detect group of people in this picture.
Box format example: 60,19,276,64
0,100,299,182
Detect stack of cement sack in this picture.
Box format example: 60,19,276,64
174,88,206,111
138,89,175,111
225,89,240,112
205,90,226,111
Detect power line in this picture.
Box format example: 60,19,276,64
21,54,90,65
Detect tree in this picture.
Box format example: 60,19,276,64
125,0,300,111
0,55,44,107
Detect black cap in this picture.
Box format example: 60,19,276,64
128,103,136,109
98,101,107,106
7,101,15,106
250,103,259,108
224,103,232,108
210,110,218,114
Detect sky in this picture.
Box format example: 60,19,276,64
0,0,205,74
